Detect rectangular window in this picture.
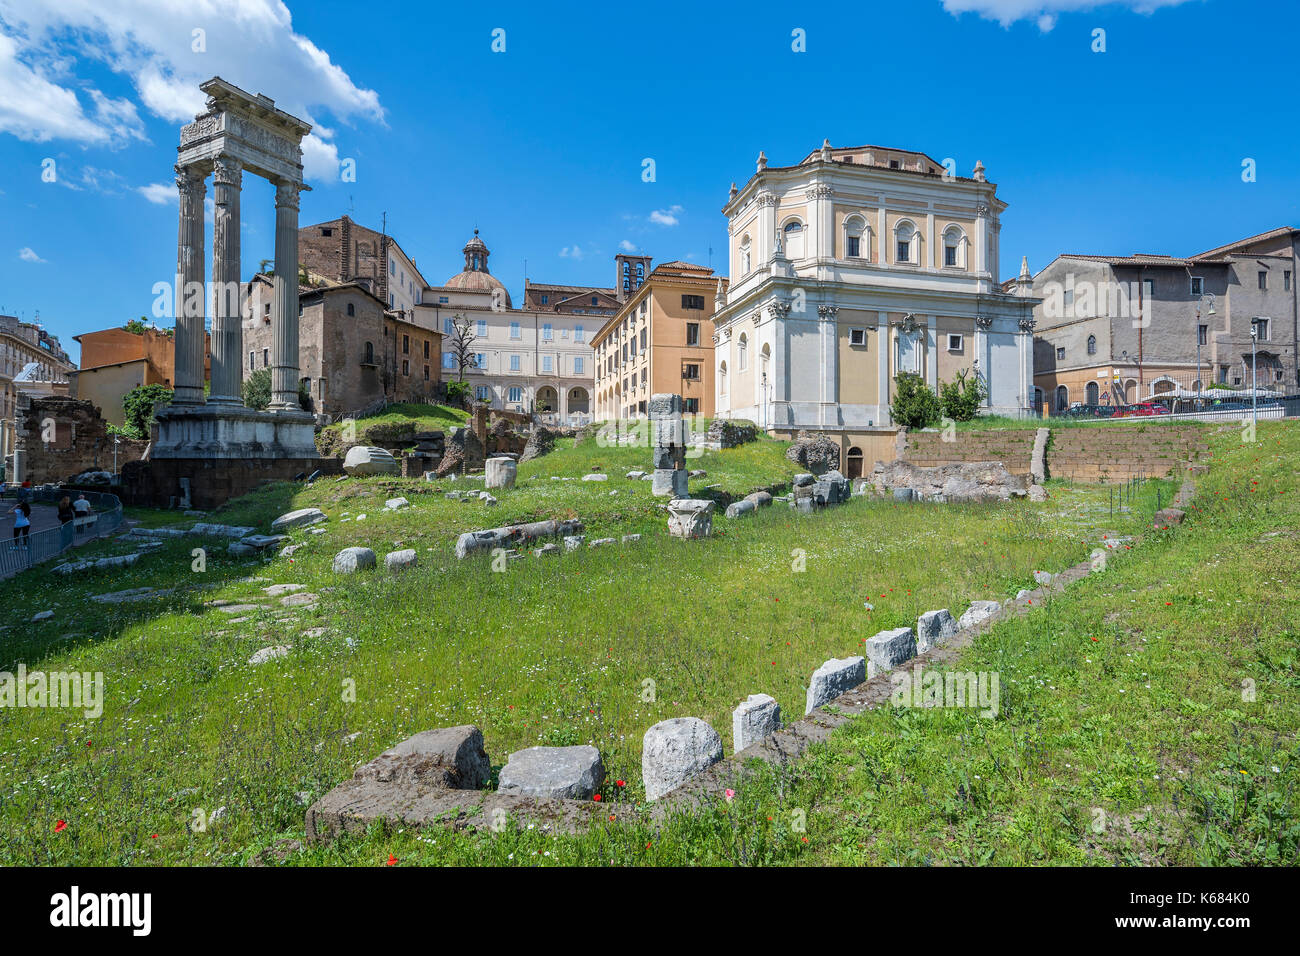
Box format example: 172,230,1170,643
574,325,584,343
508,386,522,403
1259,271,1268,291
444,317,454,335
944,245,958,267
1198,324,1208,346
475,353,485,368
686,322,700,346
682,294,705,310
402,359,409,376
510,354,521,371
896,240,910,263
262,348,269,367
1253,317,1270,340
476,319,486,337
402,334,409,354
542,323,553,341
542,355,553,373
947,333,964,351
684,397,700,414
442,353,456,370
438,296,449,304
423,341,429,359
682,363,700,381
1190,276,1204,296
423,365,429,381
248,351,255,370
846,235,860,258
1056,346,1066,361
475,385,491,400
1286,271,1292,291
849,328,867,347
574,356,584,374
540,295,549,305
510,322,521,339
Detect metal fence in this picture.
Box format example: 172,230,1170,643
0,488,124,579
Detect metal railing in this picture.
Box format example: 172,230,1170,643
0,488,124,578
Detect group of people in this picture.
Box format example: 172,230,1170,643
3,482,93,549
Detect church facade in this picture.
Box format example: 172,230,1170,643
712,141,1037,463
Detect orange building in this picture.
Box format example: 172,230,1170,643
70,325,209,425
591,261,725,419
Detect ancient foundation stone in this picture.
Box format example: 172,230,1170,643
733,693,782,752
271,507,327,531
385,549,417,572
805,657,866,714
652,468,689,498
865,627,917,678
455,519,584,559
642,717,724,801
916,608,958,653
485,457,517,490
725,499,756,519
343,445,399,477
1154,507,1186,527
353,726,490,790
957,600,1001,630
497,745,605,800
333,547,376,573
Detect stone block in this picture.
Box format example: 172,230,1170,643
190,522,256,538
642,717,723,800
384,497,411,511
725,499,756,519
1033,570,1053,585
1153,507,1186,527
652,468,689,498
385,549,418,572
916,608,958,653
563,535,585,552
249,645,290,665
485,457,517,490
455,519,584,559
865,627,917,678
333,547,376,573
667,498,713,539
352,726,490,790
957,600,1000,630
497,745,605,800
271,507,327,532
647,393,682,418
744,491,773,508
732,693,781,753
582,473,609,482
805,656,866,714
343,445,399,477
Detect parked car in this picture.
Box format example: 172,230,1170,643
1061,404,1111,419
1111,403,1170,418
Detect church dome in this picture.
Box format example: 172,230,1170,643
445,230,511,308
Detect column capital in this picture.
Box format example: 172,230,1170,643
212,153,243,186
274,179,303,210
174,163,207,195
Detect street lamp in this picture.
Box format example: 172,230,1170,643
1250,323,1258,432
113,435,120,477
1195,293,1215,401
760,370,769,431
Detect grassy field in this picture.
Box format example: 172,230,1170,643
0,416,1188,866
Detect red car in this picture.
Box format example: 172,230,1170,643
1111,402,1171,418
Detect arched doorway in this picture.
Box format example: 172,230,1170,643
535,385,558,414
1086,381,1099,405
567,386,590,419
846,446,864,479
1055,384,1069,412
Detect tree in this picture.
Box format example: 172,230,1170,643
241,367,310,411
123,316,149,334
939,367,986,422
890,372,942,428
447,313,478,382
121,383,173,439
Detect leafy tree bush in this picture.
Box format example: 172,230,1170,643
939,368,986,421
891,372,942,428
241,368,310,411
444,379,472,408
121,383,174,439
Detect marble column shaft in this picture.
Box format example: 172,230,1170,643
271,180,302,410
173,165,207,405
208,154,243,405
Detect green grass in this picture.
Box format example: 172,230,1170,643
0,422,1180,865
315,402,469,455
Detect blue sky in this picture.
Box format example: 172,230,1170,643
1,0,1297,364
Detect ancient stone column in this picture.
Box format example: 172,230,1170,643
173,164,207,405
270,179,302,410
208,154,243,405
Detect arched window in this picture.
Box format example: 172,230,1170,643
1087,334,1097,355
740,235,752,274
719,361,728,394
346,302,355,317
783,219,805,259
846,446,865,479
1086,381,1099,404
363,341,374,364
738,333,748,371
942,225,967,268
760,343,770,377
894,220,918,265
1055,384,1069,412
844,216,869,259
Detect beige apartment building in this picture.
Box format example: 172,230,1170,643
1,314,75,472
592,261,725,419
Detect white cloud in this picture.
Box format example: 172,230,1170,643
300,132,340,182
0,0,383,168
940,0,1192,29
18,247,46,263
559,245,584,260
619,240,637,252
136,182,175,204
649,205,683,227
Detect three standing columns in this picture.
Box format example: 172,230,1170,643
171,153,303,412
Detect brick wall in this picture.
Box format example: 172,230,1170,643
900,429,1037,473
15,396,148,484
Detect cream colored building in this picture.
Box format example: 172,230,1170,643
1,314,75,471
713,140,1036,462
428,233,595,422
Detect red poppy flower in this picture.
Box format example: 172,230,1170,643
54,820,67,833
615,780,625,787
386,854,398,866
593,794,602,801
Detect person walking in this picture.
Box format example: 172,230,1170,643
57,496,75,525
10,500,30,549
72,494,93,517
